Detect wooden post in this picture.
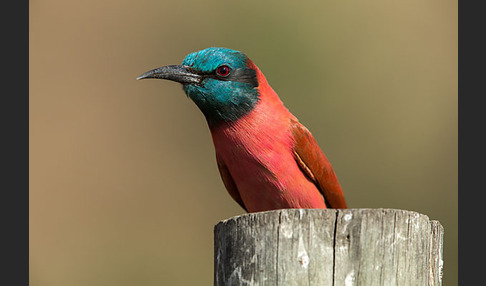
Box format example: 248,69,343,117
214,209,443,286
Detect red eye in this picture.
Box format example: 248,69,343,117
216,65,231,77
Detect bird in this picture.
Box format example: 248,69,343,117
137,47,347,212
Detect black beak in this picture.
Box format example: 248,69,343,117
136,65,201,84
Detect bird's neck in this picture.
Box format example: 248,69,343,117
247,60,284,109
207,60,288,126
209,61,295,138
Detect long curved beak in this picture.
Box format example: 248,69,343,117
136,65,201,84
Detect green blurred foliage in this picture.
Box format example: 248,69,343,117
30,0,457,285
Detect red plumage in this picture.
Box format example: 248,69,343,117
210,60,347,212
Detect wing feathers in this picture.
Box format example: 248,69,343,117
291,119,347,209
216,154,248,212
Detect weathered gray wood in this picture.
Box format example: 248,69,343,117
214,209,443,286
429,220,444,285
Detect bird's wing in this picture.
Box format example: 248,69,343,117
290,119,347,209
216,154,248,212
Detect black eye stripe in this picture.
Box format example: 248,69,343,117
193,68,258,87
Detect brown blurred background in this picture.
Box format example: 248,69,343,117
30,0,457,285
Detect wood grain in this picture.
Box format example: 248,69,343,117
214,209,443,286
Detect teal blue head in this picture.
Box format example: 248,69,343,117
137,47,259,125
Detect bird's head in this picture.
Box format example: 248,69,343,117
137,47,260,125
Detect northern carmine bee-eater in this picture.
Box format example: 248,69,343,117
137,47,347,212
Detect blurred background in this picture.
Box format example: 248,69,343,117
30,0,457,285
